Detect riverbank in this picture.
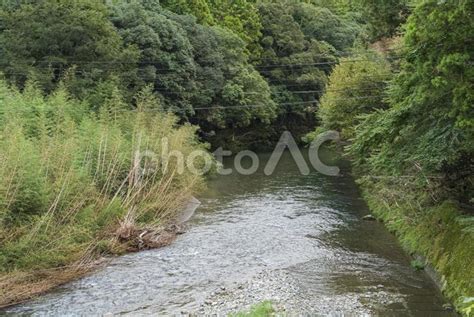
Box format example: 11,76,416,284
357,176,474,315
0,221,187,308
0,81,209,308
307,3,474,312
5,149,455,316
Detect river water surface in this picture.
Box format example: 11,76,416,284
5,150,453,316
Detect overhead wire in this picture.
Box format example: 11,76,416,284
0,94,387,114
0,56,393,113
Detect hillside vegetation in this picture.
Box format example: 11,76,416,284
0,0,371,149
0,0,472,313
312,0,473,314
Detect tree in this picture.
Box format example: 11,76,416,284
355,0,411,39
255,1,362,140
308,0,358,15
292,2,362,51
0,0,138,98
161,0,264,58
109,1,197,116
109,1,276,131
169,13,276,129
350,0,474,201
318,54,391,139
208,0,263,58
158,0,215,24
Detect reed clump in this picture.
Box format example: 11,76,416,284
0,80,211,307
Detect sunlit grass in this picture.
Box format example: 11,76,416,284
231,301,275,317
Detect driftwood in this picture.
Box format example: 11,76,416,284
116,223,183,252
116,196,200,251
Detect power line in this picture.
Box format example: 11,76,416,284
2,66,394,83
0,59,390,110
0,71,389,96
254,59,394,69
1,69,396,84
193,100,317,110
193,95,385,110
0,94,386,114
0,69,392,97
0,53,398,65
0,57,398,72
248,86,387,95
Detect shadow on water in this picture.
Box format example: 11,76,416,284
2,148,454,316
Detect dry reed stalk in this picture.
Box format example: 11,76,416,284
0,85,209,308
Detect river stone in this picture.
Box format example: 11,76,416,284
362,214,377,221
442,303,454,311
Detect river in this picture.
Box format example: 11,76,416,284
4,149,453,316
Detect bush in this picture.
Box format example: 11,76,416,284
0,79,210,274
317,53,391,139
0,0,138,97
232,301,274,317
349,0,474,201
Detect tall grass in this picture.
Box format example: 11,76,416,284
0,80,210,305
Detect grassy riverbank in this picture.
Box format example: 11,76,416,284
357,177,474,314
0,80,211,307
308,0,473,314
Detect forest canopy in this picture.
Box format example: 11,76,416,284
0,0,372,148
0,0,473,312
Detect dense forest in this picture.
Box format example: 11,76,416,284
0,0,372,149
0,0,472,314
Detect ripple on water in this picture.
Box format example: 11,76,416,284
3,150,454,316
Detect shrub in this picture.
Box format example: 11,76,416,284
317,53,391,139
0,79,210,275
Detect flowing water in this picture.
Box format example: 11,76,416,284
4,149,454,316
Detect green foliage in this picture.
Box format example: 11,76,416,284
350,0,474,201
109,1,197,115
355,0,411,39
160,0,263,57
0,0,139,98
0,0,364,148
410,259,425,271
208,0,264,58
108,1,276,131
318,53,391,139
360,178,474,314
312,1,474,312
292,2,363,52
309,0,411,39
168,13,276,129
254,1,364,142
231,301,275,317
159,0,215,25
0,79,208,273
308,0,358,15
157,0,366,143
461,297,474,317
